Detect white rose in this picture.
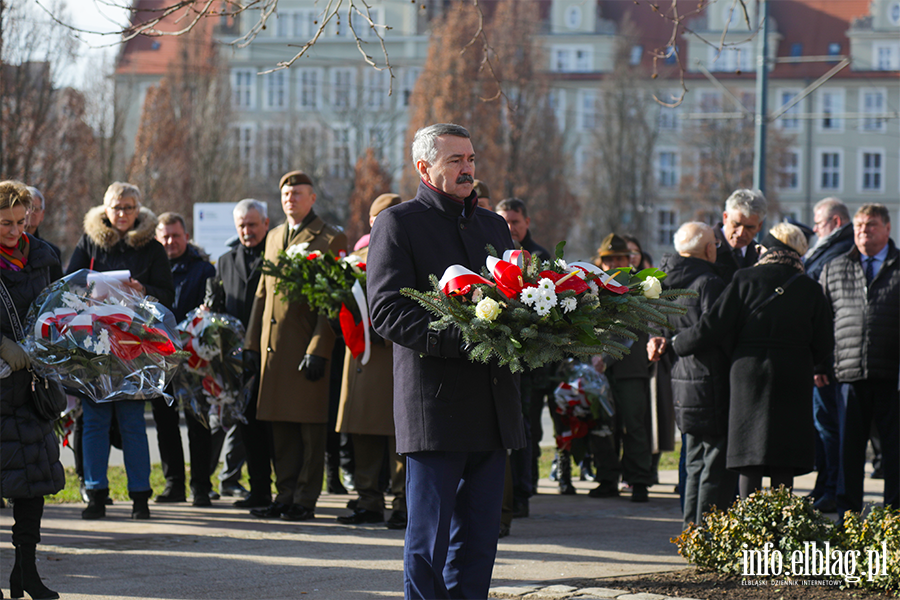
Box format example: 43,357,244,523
286,243,310,258
641,276,662,299
475,298,501,321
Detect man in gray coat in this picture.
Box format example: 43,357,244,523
367,123,525,599
819,203,899,515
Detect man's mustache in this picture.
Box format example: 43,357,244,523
456,174,474,184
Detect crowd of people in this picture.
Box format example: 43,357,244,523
1,121,897,600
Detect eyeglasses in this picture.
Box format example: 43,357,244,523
109,205,137,214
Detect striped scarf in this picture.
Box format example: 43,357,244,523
0,234,29,271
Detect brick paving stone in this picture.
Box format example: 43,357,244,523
491,584,542,597
573,588,630,598
527,584,580,598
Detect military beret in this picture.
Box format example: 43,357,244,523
279,170,314,190
370,193,402,218
597,233,632,257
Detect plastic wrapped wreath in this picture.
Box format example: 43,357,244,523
24,269,186,403
171,308,248,429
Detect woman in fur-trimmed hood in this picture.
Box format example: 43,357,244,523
673,222,834,500
66,182,175,522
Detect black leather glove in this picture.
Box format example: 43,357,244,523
242,349,261,385
298,354,327,382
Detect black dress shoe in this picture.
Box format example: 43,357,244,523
385,510,407,530
221,483,249,498
155,485,187,503
499,523,511,538
631,484,649,503
251,502,289,519
512,501,529,518
588,480,620,498
192,494,213,507
346,498,358,510
337,508,384,525
281,504,315,521
208,490,221,500
234,495,272,509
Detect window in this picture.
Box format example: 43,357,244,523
234,124,255,176
630,46,643,65
657,151,678,188
297,68,321,110
331,68,355,109
828,43,841,56
657,90,680,130
873,42,900,71
699,91,722,113
861,89,886,132
578,89,598,129
891,1,900,25
819,150,841,191
293,10,319,38
401,68,421,107
860,150,884,192
664,45,677,65
778,90,801,130
366,125,390,160
265,71,286,109
779,150,800,190
231,69,255,109
790,43,803,57
708,44,752,72
548,89,566,130
263,126,287,177
335,7,383,38
818,90,843,131
275,12,289,37
364,69,390,110
331,125,352,178
565,5,582,29
657,209,678,245
551,46,592,73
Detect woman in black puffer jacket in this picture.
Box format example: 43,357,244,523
0,180,65,600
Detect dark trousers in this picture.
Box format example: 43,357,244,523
150,397,212,495
404,449,506,600
238,386,273,498
837,380,900,514
812,378,843,500
271,421,326,508
594,378,653,486
683,432,738,531
352,433,405,513
509,406,533,506
11,496,43,547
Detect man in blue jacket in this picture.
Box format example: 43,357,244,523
367,123,525,599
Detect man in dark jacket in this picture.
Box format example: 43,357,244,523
714,189,767,283
367,123,525,599
205,199,271,507
819,203,899,515
24,186,62,281
648,222,735,529
152,212,217,507
804,197,853,513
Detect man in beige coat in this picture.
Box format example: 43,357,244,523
245,170,347,521
336,193,406,529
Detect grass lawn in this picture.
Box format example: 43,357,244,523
535,439,681,482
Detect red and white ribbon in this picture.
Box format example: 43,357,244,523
439,265,493,296
567,262,629,295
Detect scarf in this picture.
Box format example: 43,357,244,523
0,234,29,271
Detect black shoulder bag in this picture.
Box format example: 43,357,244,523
0,279,66,421
745,272,804,322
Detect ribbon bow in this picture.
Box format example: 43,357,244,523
486,256,525,299
568,262,629,295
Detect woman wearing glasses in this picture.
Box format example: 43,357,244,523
66,182,175,520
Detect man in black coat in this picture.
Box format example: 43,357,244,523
205,199,272,508
367,123,525,599
152,212,217,507
804,197,853,513
24,186,63,281
714,189,767,283
819,203,899,515
648,222,735,529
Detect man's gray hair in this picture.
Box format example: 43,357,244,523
234,198,268,220
814,197,850,224
673,222,711,254
26,186,45,209
724,189,767,221
411,123,470,168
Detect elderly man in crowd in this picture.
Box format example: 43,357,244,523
205,199,272,507
648,222,735,529
819,204,899,516
153,212,217,506
715,189,767,283
24,186,62,280
589,234,654,503
336,193,407,529
803,197,854,513
367,123,525,599
245,171,347,522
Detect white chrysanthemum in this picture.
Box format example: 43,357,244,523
534,300,552,317
285,242,310,258
520,287,539,306
555,258,568,270
641,276,662,299
539,287,557,307
195,341,217,361
588,280,600,295
95,329,111,355
537,278,555,292
62,292,89,311
471,287,484,303
561,297,577,313
475,298,501,321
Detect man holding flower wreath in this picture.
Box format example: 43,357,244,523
367,123,526,599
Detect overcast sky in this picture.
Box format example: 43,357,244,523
51,0,131,88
